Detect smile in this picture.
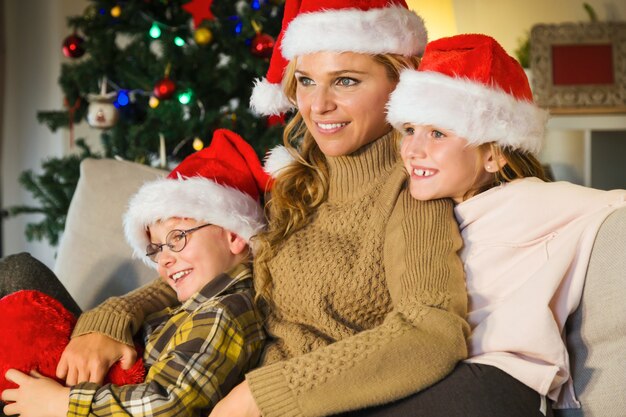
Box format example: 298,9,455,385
316,122,348,131
170,269,191,282
413,168,436,177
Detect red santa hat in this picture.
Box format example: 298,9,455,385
250,0,428,116
123,129,272,266
386,34,548,155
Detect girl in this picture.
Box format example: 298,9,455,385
387,33,626,414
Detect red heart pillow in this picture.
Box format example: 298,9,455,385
0,290,145,396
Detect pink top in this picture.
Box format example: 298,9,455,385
455,178,626,408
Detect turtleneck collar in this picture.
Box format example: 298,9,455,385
325,131,398,202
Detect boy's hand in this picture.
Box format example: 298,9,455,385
56,333,137,385
2,369,70,417
209,380,261,417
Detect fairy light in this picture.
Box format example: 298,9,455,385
149,22,162,39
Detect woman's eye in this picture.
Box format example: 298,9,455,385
337,77,358,87
432,129,445,139
403,127,415,136
296,76,313,86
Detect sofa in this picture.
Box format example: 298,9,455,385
54,158,626,416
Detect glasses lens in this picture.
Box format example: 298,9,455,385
146,243,161,262
166,230,187,253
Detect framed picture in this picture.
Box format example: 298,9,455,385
530,22,626,111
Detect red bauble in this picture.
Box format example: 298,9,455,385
62,34,85,58
250,33,275,58
153,77,176,100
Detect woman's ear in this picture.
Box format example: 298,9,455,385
482,146,507,173
226,232,249,255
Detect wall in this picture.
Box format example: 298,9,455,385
1,0,98,267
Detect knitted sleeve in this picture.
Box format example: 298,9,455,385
72,278,178,345
246,190,469,417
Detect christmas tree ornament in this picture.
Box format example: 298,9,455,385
62,34,85,58
154,64,176,99
192,137,204,151
154,77,176,99
194,27,213,45
182,0,215,28
250,20,274,58
87,77,120,129
251,32,275,58
111,5,122,18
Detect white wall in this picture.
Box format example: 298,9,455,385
1,0,98,267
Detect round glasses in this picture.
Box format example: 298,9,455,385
145,223,212,262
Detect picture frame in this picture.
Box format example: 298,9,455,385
530,22,626,111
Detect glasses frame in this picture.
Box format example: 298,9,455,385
145,223,213,262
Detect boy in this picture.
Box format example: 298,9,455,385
2,129,271,417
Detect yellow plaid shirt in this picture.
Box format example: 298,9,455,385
68,263,265,417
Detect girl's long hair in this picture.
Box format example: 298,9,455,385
253,53,421,304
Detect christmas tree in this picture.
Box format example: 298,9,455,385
8,0,284,245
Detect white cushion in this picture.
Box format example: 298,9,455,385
54,158,166,310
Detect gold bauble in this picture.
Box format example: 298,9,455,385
194,28,213,46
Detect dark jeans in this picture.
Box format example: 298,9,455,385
0,252,81,317
1,253,82,415
336,363,553,417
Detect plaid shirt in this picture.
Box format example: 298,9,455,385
68,263,265,417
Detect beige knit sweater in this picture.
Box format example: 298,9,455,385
73,133,468,417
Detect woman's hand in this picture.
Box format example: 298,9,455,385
2,369,70,417
209,380,261,417
55,333,137,385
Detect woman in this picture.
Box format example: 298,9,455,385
58,1,472,416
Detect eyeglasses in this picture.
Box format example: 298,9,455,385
146,223,213,263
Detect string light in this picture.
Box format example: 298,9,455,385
114,90,130,107
149,96,160,108
178,90,193,105
251,0,261,10
149,22,162,39
174,36,186,46
111,5,122,18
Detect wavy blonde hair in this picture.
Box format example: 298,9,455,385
253,53,421,304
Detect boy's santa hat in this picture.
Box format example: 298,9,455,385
386,34,548,155
250,0,428,116
124,129,272,266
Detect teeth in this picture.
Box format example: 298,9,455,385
317,122,347,130
171,270,191,281
413,168,435,177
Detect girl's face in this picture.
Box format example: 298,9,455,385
400,123,494,204
148,218,246,302
295,51,396,157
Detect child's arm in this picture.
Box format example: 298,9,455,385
55,278,178,385
2,369,70,417
66,300,263,417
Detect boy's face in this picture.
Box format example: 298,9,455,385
148,218,247,302
400,123,493,204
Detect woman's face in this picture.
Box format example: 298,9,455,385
400,123,493,204
295,51,396,157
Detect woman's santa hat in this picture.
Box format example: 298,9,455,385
386,34,548,155
124,129,272,266
250,0,428,116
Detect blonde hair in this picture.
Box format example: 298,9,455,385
468,143,550,199
254,53,421,304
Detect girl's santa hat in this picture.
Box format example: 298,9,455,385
386,34,548,155
250,0,428,116
124,129,272,266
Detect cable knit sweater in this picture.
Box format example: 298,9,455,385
72,133,469,417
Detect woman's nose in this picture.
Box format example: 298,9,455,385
402,134,427,159
310,87,336,114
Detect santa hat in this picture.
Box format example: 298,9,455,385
124,129,272,266
386,34,548,155
250,0,428,116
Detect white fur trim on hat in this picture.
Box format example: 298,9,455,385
250,78,295,116
263,145,297,178
386,71,548,154
282,6,427,59
124,177,265,267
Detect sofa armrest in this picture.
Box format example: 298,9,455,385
54,158,166,310
557,206,626,417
